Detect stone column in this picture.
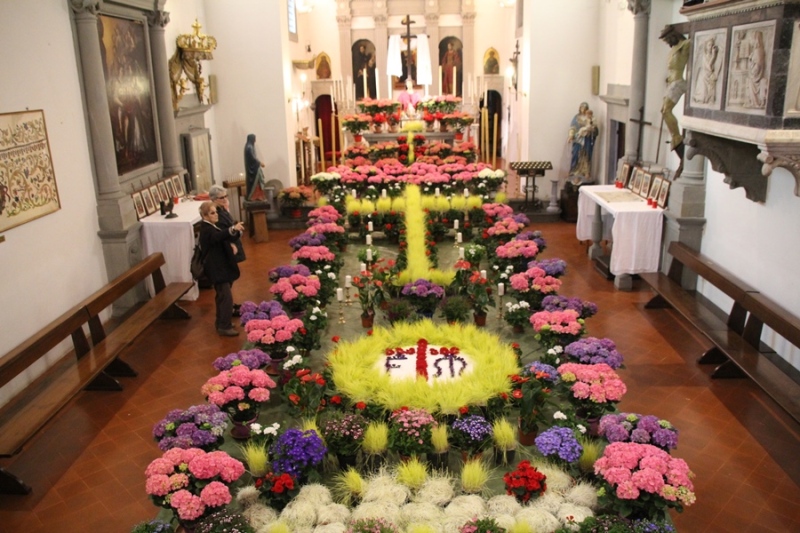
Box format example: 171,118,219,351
148,9,185,176
425,13,441,95
461,11,476,95
374,14,389,100
624,0,651,163
337,14,354,95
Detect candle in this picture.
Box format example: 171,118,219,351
456,232,462,243
366,235,372,246
452,66,457,97
382,189,387,198
337,288,344,302
366,249,373,262
454,219,459,230
464,188,469,198
458,247,465,259
367,221,374,232
435,187,440,197
345,275,352,288
352,189,357,198
360,262,367,273
480,270,487,279
498,283,505,296
363,72,368,99
439,66,443,96
376,68,380,99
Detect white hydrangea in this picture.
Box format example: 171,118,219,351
553,411,568,421
283,354,303,369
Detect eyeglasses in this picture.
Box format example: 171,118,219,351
208,210,218,214
217,195,228,199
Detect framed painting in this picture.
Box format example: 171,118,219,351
181,129,213,193
97,14,159,176
149,185,162,205
157,181,168,202
132,192,146,219
657,179,671,208
631,168,643,193
639,172,652,198
617,162,633,188
0,110,61,232
648,177,663,202
165,177,177,199
141,187,155,214
171,175,185,197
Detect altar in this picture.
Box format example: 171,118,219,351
362,130,456,145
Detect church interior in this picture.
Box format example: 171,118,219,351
1,1,799,532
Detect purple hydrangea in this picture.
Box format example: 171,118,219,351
401,279,445,299
268,264,311,282
527,258,565,277
597,413,678,451
213,349,272,371
512,213,531,226
270,428,327,480
240,300,287,326
541,295,598,319
523,361,560,384
534,426,583,463
516,230,546,250
289,232,327,251
152,404,228,451
564,337,623,369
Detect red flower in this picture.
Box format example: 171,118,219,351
315,376,326,386
512,389,523,399
331,395,342,404
296,368,311,377
500,392,509,401
355,401,367,410
459,406,469,415
367,329,373,336
332,336,340,343
288,393,300,404
300,327,307,335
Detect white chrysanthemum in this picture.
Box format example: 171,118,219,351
236,485,261,509
362,476,410,505
350,501,401,525
526,492,563,514
280,499,317,528
552,411,567,421
414,477,455,506
556,503,594,530
313,524,347,533
399,502,445,527
563,482,598,509
486,494,522,516
444,494,486,517
515,507,561,533
296,483,333,505
316,503,350,525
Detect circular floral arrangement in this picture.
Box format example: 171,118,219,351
328,321,519,414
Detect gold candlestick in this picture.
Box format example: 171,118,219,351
338,300,346,324
345,287,352,307
498,295,504,322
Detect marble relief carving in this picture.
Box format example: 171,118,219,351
725,21,775,115
690,29,726,110
783,21,800,117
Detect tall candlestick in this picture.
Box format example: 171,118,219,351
435,187,440,197
352,189,357,198
492,112,499,169
331,111,337,166
454,219,459,230
337,288,344,301
498,283,505,296
381,189,387,198
318,117,326,171
452,66,457,97
345,275,352,288
363,73,368,100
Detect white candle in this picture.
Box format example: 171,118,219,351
345,275,352,288
498,283,505,296
454,219,459,230
352,189,357,198
435,187,440,197
366,249,373,262
382,189,387,198
360,262,367,272
367,221,374,232
331,85,336,109
366,235,372,246
456,232,462,243
439,66,443,96
480,270,487,279
376,68,380,99
464,188,469,198
452,66,457,97
363,73,368,99
458,247,465,259
337,288,344,301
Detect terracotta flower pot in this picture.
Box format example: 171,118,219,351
473,312,487,327
354,134,364,142
512,324,525,334
361,313,375,328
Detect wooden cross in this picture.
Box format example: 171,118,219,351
400,15,417,82
629,106,652,163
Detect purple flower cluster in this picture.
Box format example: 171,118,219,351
270,428,327,480
598,413,679,450
564,337,623,369
451,414,493,451
288,232,327,251
212,349,271,371
512,213,531,226
239,300,287,326
523,361,560,383
534,426,583,463
268,264,311,282
401,279,445,299
516,230,546,250
541,295,598,319
527,258,566,277
152,404,228,451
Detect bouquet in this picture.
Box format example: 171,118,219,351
401,279,445,315
201,366,277,422
557,362,627,418
270,428,327,481
541,295,598,320
268,264,310,283
244,314,305,356
598,413,679,451
340,113,372,135
458,517,506,533
503,460,547,503
268,274,321,313
513,361,560,433
152,404,228,451
278,186,312,208
450,414,493,455
594,442,696,520
254,471,299,511
508,267,562,308
320,412,368,456
388,407,437,456
145,448,245,524
534,426,583,464
282,367,328,417
504,300,532,329
347,518,400,533
529,309,585,350
238,300,286,326
212,348,271,372
564,337,623,369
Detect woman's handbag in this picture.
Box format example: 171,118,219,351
190,244,205,280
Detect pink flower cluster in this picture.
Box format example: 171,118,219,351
482,203,514,219
307,205,341,225
308,222,345,236
201,366,277,410
496,239,540,259
145,448,245,521
487,217,525,236
291,245,336,262
244,314,304,345
509,267,562,294
324,161,492,186
557,362,627,404
270,274,321,302
594,442,696,507
529,309,584,335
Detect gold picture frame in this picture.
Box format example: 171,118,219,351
149,185,162,205
657,179,671,208
141,187,155,214
132,192,146,219
648,177,663,202
157,181,168,202
639,171,652,198
171,175,186,197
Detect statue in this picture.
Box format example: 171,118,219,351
567,102,598,182
659,25,690,156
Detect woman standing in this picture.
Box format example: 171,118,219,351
198,201,244,336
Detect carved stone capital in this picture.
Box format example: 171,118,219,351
147,9,170,28
425,13,439,24
374,14,388,26
686,130,767,202
70,0,102,16
336,15,351,26
462,12,477,23
627,0,651,15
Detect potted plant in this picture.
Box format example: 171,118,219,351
152,404,228,452
281,367,328,418
458,516,506,533
195,508,255,533
557,362,627,429
320,412,368,468
382,297,416,325
438,295,471,324
388,407,436,458
267,274,322,314
278,186,312,216
459,457,490,495
401,278,445,318
541,294,599,320
597,412,679,451
254,470,300,511
503,300,532,333
491,418,517,465
563,336,623,369
450,414,493,460
464,243,486,265
429,424,450,470
341,113,372,141
362,420,389,472
200,367,277,439
503,460,547,504
533,426,583,468
269,428,327,483
529,309,586,352
464,271,495,326
513,361,560,444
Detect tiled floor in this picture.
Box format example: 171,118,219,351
0,220,798,533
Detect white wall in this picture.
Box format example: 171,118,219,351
0,1,108,403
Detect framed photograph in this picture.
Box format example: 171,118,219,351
171,175,186,197
157,181,168,202
657,179,671,208
165,178,177,199
132,192,146,219
639,172,652,198
181,129,214,193
149,185,162,205
617,162,633,188
631,168,643,194
141,187,155,214
648,177,663,202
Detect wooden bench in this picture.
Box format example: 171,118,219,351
0,253,192,495
639,241,800,424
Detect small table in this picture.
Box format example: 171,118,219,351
509,161,553,211
140,199,202,300
576,185,664,290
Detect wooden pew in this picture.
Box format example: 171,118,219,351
639,241,800,424
0,253,192,495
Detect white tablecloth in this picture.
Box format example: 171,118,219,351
576,185,663,275
140,199,202,300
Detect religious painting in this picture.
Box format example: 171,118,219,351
690,29,726,110
725,21,775,116
352,40,377,100
630,167,644,192
315,52,332,80
98,14,159,176
149,184,162,205
165,177,176,199
639,171,652,198
141,187,155,214
648,177,663,202
439,37,463,97
617,162,633,188
172,175,186,197
483,48,500,75
132,191,146,219
657,179,671,208
0,110,61,233
182,129,213,193
157,181,168,202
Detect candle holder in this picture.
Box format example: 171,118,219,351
345,287,352,307
498,295,504,322
338,300,346,324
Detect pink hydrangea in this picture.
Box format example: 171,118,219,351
199,481,232,507
496,239,539,259
170,489,205,520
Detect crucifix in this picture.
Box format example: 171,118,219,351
629,106,652,163
400,15,417,83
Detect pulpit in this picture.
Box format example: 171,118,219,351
509,161,553,211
